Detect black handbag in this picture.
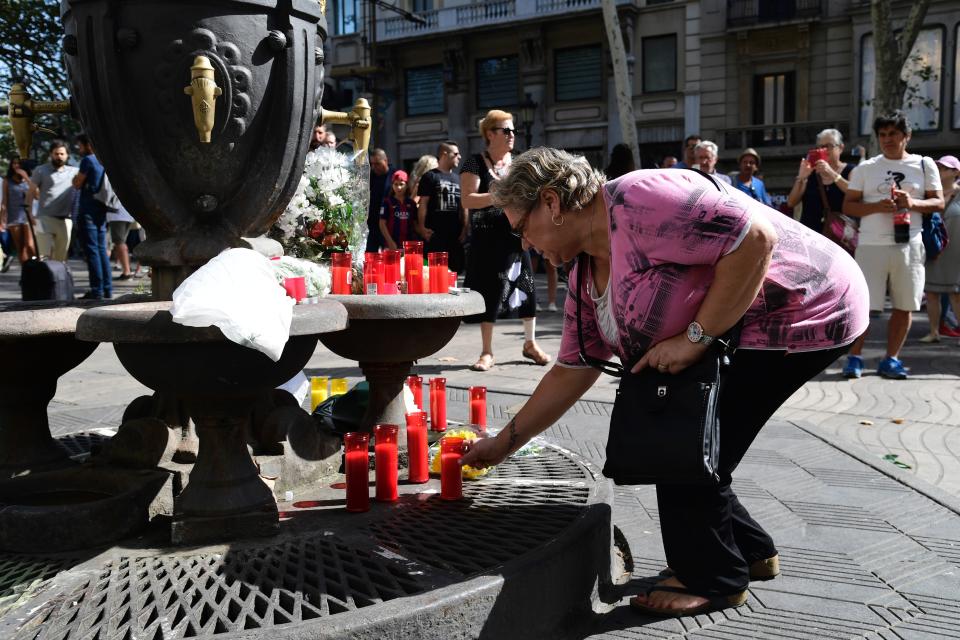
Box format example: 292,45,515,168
574,170,740,485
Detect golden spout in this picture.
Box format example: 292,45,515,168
321,98,372,157
3,83,71,158
183,55,221,143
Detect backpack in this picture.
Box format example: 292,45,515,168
919,157,949,262
922,212,949,262
93,171,120,212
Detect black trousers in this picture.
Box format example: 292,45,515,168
656,345,848,596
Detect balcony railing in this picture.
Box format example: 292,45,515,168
727,0,822,28
376,0,629,42
720,120,849,152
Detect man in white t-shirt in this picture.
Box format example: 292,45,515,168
842,112,944,379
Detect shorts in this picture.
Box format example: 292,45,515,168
109,220,132,245
855,240,925,312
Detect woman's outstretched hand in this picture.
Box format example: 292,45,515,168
632,333,707,375
459,433,510,469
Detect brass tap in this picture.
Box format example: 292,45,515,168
183,56,221,143
321,98,372,157
2,83,71,158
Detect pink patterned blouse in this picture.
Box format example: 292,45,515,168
557,169,870,367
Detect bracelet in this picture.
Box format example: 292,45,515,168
795,176,807,182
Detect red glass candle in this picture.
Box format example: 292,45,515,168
374,424,399,502
382,249,401,294
448,270,457,290
469,386,487,430
364,252,384,295
344,431,369,512
405,411,429,484
403,241,423,294
429,377,447,432
407,374,423,410
331,252,352,295
428,252,448,294
440,436,465,500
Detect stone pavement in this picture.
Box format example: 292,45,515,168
3,260,960,637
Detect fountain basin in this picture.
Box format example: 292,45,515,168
0,301,118,477
318,293,484,441
76,300,349,545
0,466,171,552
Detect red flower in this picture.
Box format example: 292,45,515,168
308,220,326,239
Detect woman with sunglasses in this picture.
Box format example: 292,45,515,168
461,109,550,372
460,147,869,618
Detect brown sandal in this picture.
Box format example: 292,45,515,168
521,342,551,366
470,353,494,372
630,585,748,618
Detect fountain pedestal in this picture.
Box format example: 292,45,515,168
77,300,348,545
319,293,485,443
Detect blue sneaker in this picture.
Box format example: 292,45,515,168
877,357,909,380
842,355,863,379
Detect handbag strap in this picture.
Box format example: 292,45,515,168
815,174,831,215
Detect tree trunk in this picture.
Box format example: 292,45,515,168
600,0,640,168
868,0,932,153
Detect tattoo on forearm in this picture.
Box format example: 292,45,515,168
507,417,518,452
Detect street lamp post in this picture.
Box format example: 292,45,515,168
518,93,537,151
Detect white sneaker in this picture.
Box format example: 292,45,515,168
547,302,558,312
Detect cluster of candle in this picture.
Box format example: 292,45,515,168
328,244,457,296
310,376,349,411
340,379,487,509
343,419,463,507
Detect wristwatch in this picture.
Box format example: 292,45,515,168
686,321,715,346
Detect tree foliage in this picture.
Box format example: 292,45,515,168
0,0,75,162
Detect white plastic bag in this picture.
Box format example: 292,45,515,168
171,248,294,361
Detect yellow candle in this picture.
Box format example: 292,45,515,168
330,378,349,396
310,376,329,411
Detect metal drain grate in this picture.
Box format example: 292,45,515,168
493,448,590,480
56,431,113,458
371,483,590,576
16,537,423,639
0,554,78,617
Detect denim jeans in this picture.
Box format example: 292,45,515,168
78,211,112,297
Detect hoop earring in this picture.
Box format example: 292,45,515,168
551,213,564,226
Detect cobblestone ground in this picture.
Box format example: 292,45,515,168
3,260,960,638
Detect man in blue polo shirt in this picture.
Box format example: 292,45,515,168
72,133,113,299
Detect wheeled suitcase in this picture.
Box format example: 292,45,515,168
20,258,76,301
19,210,76,301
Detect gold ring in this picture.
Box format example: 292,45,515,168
658,363,667,370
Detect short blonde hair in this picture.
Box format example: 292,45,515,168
479,109,513,146
491,147,605,216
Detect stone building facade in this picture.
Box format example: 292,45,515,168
324,0,960,197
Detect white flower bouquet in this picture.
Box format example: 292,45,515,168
271,146,370,266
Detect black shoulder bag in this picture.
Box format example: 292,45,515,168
577,169,741,485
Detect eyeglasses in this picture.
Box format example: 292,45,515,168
495,127,516,137
509,212,530,238
818,143,839,149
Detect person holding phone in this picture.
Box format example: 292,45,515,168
787,128,855,233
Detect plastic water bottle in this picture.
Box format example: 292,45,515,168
892,186,910,244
